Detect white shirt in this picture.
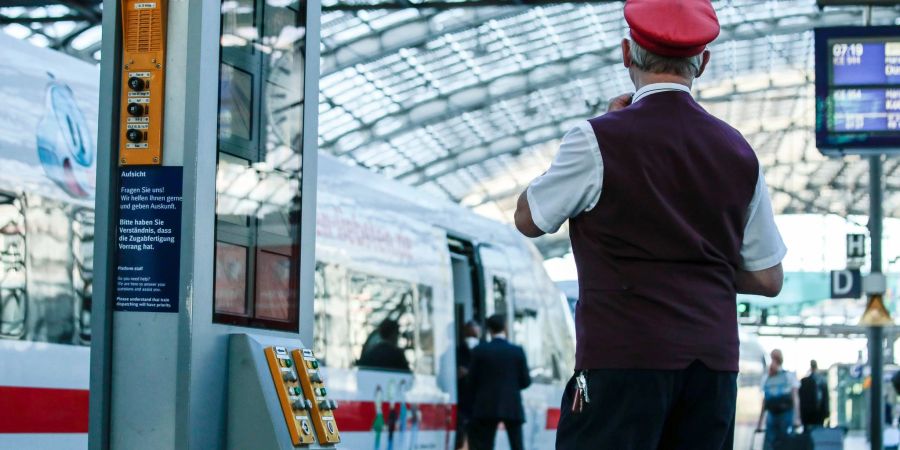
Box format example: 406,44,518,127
761,370,800,390
526,83,787,271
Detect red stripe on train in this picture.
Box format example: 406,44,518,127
333,401,457,432
545,407,561,430
0,387,557,433
0,386,89,433
0,386,458,433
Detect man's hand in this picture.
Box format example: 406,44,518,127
736,263,784,297
514,190,545,238
607,93,634,112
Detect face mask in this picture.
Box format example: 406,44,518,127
465,337,479,349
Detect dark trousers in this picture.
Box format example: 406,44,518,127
469,419,524,450
556,360,737,450
455,415,470,449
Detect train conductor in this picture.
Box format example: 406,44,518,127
514,0,787,448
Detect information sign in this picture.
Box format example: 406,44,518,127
815,26,900,154
114,166,183,312
847,233,867,259
831,269,862,299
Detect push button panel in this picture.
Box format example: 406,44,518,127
292,349,341,445
118,0,167,166
264,346,315,446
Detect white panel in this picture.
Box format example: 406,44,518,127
0,434,87,450
0,341,89,389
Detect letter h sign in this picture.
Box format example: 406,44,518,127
847,233,866,268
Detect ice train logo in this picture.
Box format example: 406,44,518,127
36,74,96,198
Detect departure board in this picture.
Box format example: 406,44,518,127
815,26,900,154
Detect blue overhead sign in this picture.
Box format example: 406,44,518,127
114,166,183,312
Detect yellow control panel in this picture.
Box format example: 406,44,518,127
293,349,341,445
119,0,167,166
264,346,316,446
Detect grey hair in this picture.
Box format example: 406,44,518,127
628,39,704,78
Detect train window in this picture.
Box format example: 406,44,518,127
72,209,93,344
513,308,562,383
213,0,306,331
492,276,507,316
313,264,435,375
0,195,26,339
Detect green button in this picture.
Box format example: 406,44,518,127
320,388,327,396
294,387,301,395
285,359,293,367
311,360,319,369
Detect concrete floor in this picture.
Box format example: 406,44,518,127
844,430,896,450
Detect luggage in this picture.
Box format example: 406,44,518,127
809,427,844,450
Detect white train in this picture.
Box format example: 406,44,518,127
0,33,773,450
0,34,576,450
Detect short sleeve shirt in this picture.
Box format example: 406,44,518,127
762,370,800,394
525,83,787,271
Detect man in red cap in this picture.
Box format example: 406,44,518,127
514,0,786,448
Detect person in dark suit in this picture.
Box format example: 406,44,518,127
358,319,411,373
467,314,531,450
456,320,482,449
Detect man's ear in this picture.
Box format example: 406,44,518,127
622,39,632,68
696,49,711,78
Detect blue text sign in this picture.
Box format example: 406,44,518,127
114,166,183,312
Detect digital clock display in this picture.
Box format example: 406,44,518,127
832,41,900,86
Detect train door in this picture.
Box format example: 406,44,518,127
448,236,484,448
448,237,484,338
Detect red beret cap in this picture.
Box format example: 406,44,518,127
624,0,720,58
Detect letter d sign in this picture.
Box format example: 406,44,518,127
831,269,862,299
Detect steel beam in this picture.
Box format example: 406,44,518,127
321,0,618,11
321,12,832,152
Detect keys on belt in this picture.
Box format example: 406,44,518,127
572,371,590,413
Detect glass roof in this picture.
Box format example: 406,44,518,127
4,0,900,257
317,1,900,256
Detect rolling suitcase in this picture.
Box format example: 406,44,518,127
809,426,844,450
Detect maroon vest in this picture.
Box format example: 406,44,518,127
571,91,758,372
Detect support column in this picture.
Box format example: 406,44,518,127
869,154,884,450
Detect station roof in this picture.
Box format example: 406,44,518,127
4,0,900,257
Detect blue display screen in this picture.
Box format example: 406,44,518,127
831,42,900,86
815,27,900,153
831,88,900,132
829,40,900,133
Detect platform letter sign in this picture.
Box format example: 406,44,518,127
847,233,867,264
831,269,862,299
114,166,183,312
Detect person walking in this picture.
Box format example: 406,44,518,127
467,315,531,450
456,320,482,449
799,359,830,429
758,350,801,450
513,1,786,448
